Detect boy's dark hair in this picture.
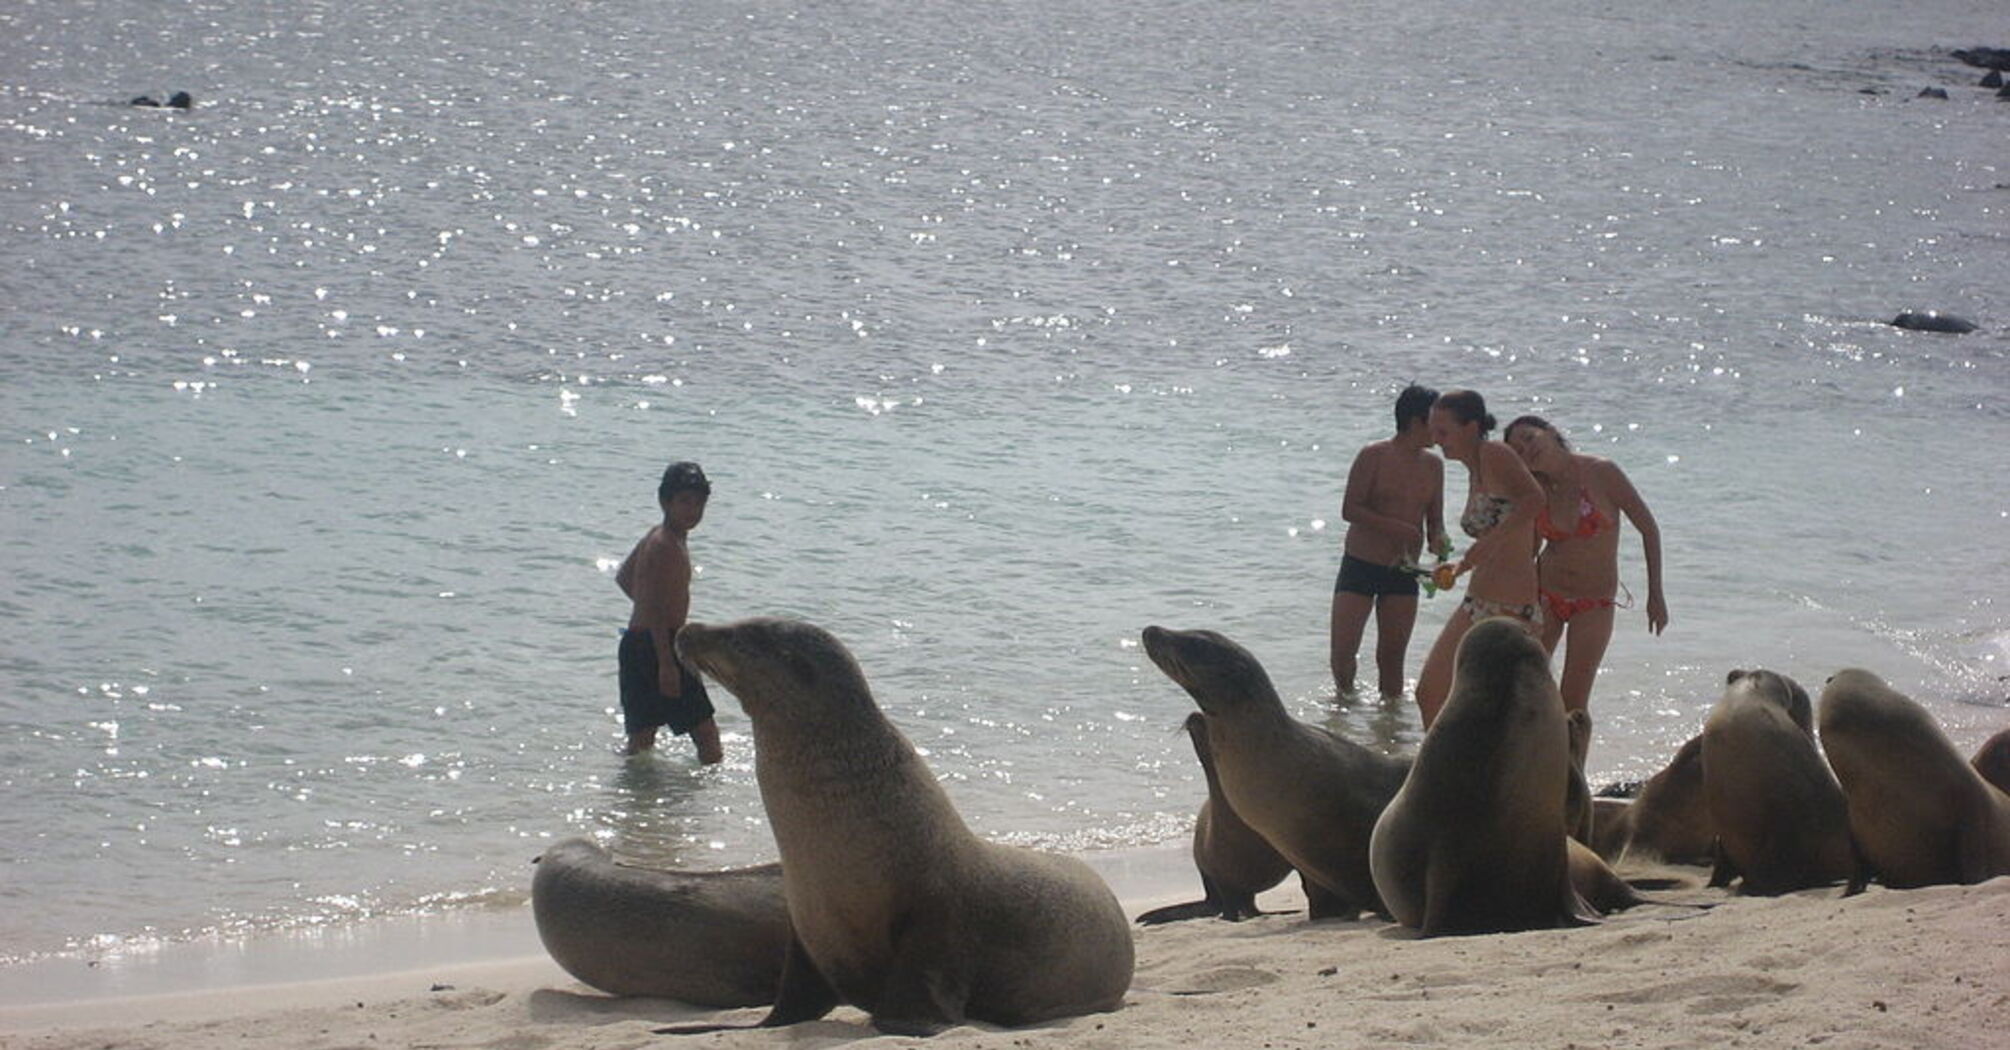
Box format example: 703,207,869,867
1394,384,1439,431
658,461,711,504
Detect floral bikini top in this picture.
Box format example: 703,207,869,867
1460,492,1513,539
1536,487,1613,542
1459,451,1515,538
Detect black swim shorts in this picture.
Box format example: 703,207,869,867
1334,553,1420,598
618,629,716,735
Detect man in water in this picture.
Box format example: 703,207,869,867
615,461,724,762
1329,385,1447,699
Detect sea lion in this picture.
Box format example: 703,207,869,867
1140,625,1409,921
1135,712,1293,924
531,838,789,1006
671,618,1132,1036
1565,709,1594,846
1700,670,1853,894
1973,728,2010,796
1818,669,2010,890
1593,734,1713,865
1370,618,1596,935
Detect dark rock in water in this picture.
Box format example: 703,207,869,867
130,95,160,107
167,91,192,109
1984,70,2005,88
1858,87,1883,95
131,92,192,109
1917,87,1950,99
1952,47,2010,71
1890,312,1979,334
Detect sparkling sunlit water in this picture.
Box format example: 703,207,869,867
3,0,2006,967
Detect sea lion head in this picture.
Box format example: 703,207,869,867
1724,668,1813,733
1448,616,1553,702
1140,626,1280,717
1817,668,1933,744
676,617,873,722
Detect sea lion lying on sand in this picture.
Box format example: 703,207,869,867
669,618,1132,1036
1593,734,1713,866
1819,668,2010,891
531,838,788,1006
1136,712,1293,925
1141,625,1409,921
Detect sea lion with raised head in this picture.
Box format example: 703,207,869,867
670,618,1132,1036
1140,625,1409,921
1700,670,1853,894
1136,712,1294,925
531,838,789,1006
1818,669,2010,890
1369,617,1597,935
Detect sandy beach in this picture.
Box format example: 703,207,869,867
5,869,2003,1050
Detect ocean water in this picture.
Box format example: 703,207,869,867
3,0,2007,973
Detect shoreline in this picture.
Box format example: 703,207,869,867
3,868,2003,1049
0,842,1199,1015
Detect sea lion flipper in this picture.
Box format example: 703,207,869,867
1302,879,1360,921
869,926,969,1035
759,935,842,1027
1134,899,1220,925
1705,838,1737,889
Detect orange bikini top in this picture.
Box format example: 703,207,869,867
1536,488,1611,542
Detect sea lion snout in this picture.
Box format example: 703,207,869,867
675,621,728,676
1140,627,1268,714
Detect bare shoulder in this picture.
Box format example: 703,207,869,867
1582,454,1632,487
1354,438,1393,462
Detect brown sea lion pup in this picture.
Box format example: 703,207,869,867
668,618,1132,1037
1593,734,1713,865
1140,625,1409,921
1136,712,1294,925
531,838,788,1006
1369,618,1598,935
1819,669,2010,891
1700,670,1853,894
1973,728,2010,796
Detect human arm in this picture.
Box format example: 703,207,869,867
1602,461,1668,634
615,543,638,598
1425,457,1450,559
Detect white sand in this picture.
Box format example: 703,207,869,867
4,871,2003,1050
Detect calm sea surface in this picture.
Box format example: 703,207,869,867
3,0,2007,970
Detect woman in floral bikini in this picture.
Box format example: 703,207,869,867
1412,390,1544,728
1503,415,1669,722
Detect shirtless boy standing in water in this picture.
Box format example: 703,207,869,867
615,461,724,762
1330,385,1448,699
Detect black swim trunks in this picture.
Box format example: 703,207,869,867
618,629,716,735
1334,553,1420,598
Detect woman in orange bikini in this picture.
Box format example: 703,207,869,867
1413,390,1544,728
1503,415,1669,719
